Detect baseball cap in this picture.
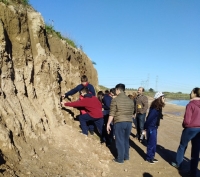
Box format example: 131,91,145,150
154,92,164,99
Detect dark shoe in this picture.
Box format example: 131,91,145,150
184,171,196,177
89,130,94,135
112,159,123,164
146,159,155,164
153,159,158,163
106,142,111,147
171,162,179,169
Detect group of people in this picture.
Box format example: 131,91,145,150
60,75,200,177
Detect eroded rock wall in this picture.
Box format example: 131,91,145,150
0,2,98,170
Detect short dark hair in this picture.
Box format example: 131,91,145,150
81,75,88,82
115,83,125,92
97,91,104,103
80,86,89,94
110,88,116,95
193,87,200,97
105,90,110,94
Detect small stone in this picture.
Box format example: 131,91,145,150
124,169,128,172
102,172,106,176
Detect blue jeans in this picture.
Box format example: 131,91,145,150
176,128,200,166
79,114,104,136
146,128,157,160
136,113,146,139
191,132,200,176
115,122,132,163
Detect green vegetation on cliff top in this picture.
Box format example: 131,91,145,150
0,0,29,6
45,24,77,48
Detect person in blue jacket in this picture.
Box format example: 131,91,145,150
143,91,165,164
63,75,95,99
62,75,96,134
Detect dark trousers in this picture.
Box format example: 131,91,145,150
191,132,200,176
79,114,104,136
146,128,157,160
136,113,146,139
115,122,132,163
102,113,114,144
87,121,95,132
176,128,200,167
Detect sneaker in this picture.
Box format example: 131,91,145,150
153,159,158,163
146,159,155,164
171,162,179,169
112,159,123,164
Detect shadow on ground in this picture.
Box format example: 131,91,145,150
106,136,146,161
143,172,153,177
156,144,200,177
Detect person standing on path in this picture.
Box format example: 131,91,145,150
134,87,148,142
106,83,134,164
171,87,200,177
143,92,165,164
190,132,200,177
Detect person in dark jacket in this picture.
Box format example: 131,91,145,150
97,90,113,145
143,91,165,164
107,84,134,164
63,75,95,98
61,87,103,137
62,75,96,134
171,87,200,177
134,87,148,142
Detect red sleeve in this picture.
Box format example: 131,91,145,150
183,104,193,127
64,99,86,108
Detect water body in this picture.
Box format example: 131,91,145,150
166,100,189,107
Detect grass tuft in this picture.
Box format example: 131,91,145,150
45,24,77,48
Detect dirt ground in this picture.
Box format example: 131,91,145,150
54,101,199,177
49,101,199,177
107,102,200,177
1,100,199,177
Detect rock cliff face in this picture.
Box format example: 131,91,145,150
0,2,108,176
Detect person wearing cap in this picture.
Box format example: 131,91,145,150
134,87,148,141
143,91,165,164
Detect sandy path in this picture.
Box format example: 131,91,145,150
26,102,198,177
107,103,200,177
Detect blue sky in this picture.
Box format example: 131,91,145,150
29,0,200,94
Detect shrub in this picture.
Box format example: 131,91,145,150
0,0,9,5
21,0,29,5
45,24,77,48
0,0,29,6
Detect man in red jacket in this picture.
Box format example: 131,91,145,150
61,87,104,136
